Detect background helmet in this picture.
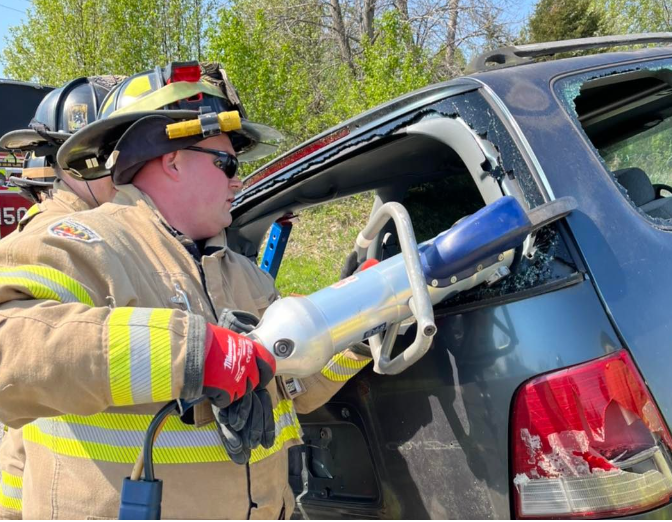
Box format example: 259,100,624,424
8,153,56,204
0,76,125,162
0,76,125,199
57,61,284,182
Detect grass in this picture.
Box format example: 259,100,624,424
273,192,374,295
271,173,484,296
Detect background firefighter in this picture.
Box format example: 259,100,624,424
0,74,124,520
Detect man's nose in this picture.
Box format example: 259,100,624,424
230,175,243,192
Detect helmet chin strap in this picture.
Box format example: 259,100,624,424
85,180,101,207
60,175,101,208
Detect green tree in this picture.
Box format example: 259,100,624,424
207,1,439,159
592,0,672,33
2,0,213,85
527,0,605,43
355,10,436,109
205,0,330,146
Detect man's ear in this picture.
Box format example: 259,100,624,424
161,151,180,181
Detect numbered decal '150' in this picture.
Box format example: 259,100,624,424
0,191,31,237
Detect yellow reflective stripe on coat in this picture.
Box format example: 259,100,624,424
17,204,41,231
108,307,175,406
25,204,41,219
321,352,371,382
0,265,94,306
0,471,22,512
24,400,301,465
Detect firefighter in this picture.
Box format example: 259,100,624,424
0,75,124,519
0,76,124,228
0,62,370,519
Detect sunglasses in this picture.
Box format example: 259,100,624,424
185,146,240,179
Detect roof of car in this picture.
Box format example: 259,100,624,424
469,44,672,85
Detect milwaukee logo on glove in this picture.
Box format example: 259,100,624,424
203,324,276,408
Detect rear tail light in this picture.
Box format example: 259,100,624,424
511,350,672,518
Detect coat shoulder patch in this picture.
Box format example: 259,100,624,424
49,218,102,243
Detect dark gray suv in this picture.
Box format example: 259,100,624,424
230,34,672,519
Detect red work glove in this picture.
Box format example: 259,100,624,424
203,324,276,408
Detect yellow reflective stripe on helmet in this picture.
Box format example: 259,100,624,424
111,82,225,117
321,352,371,382
0,265,94,306
24,400,301,465
122,75,152,99
0,471,22,512
108,307,175,406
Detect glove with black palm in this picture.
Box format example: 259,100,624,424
210,309,276,464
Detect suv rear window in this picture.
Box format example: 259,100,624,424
556,63,672,222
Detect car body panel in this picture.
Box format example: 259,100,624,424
231,46,672,519
293,279,619,519
474,48,672,431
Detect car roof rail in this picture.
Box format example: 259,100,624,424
467,32,672,73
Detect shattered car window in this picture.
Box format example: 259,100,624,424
555,59,672,224
601,117,672,187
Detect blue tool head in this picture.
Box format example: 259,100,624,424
420,196,531,286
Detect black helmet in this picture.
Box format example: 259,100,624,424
0,76,125,163
7,152,56,203
57,61,284,182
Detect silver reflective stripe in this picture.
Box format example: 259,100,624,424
276,411,298,433
32,408,300,449
33,418,222,448
0,269,80,303
0,482,21,500
128,308,154,404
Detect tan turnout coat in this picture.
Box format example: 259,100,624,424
1,180,91,520
0,184,369,519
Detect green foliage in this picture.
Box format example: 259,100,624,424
206,2,439,172
355,10,435,109
601,117,672,186
205,0,327,147
2,0,213,85
592,0,672,34
527,0,605,43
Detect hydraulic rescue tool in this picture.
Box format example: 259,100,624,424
252,195,575,377
119,194,575,519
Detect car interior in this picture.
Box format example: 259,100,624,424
573,69,672,219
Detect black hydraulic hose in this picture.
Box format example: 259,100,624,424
143,401,179,482
142,397,206,482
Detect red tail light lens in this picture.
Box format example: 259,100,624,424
168,64,201,83
512,350,672,518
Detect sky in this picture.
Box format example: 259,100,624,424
0,1,30,77
0,0,538,80
0,0,30,78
